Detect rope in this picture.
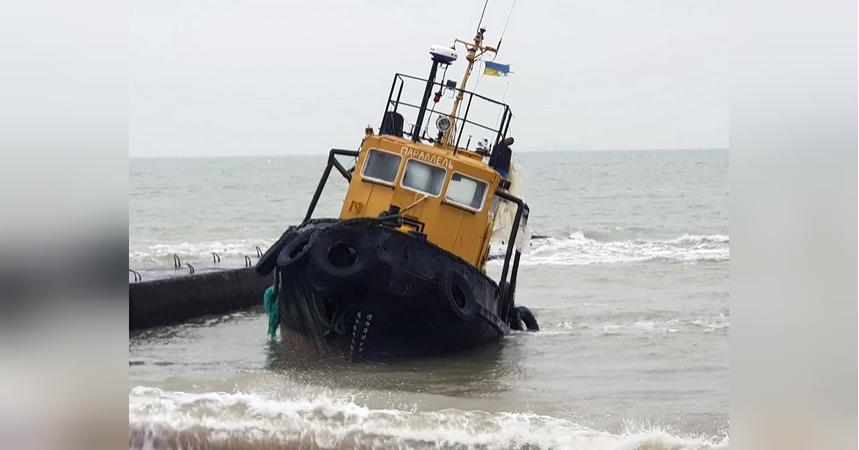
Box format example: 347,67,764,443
494,78,511,129
263,280,280,340
472,64,484,92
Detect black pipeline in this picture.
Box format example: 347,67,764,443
129,268,271,330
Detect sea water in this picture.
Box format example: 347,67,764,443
129,149,728,449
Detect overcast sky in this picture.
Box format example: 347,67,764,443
130,0,727,157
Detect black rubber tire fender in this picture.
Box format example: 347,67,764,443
255,227,297,275
310,228,374,283
277,228,319,269
515,306,539,331
438,270,477,322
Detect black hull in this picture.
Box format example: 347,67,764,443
271,219,510,360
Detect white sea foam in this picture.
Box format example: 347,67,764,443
491,232,729,266
128,386,728,450
128,232,729,268
129,239,273,265
530,315,730,338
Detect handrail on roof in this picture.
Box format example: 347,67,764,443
393,73,512,109
383,72,514,151
386,100,500,134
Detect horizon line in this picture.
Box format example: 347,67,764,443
129,147,729,160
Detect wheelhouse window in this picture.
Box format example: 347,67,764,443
402,160,446,196
362,149,401,185
445,172,488,211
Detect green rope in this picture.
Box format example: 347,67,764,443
263,284,280,339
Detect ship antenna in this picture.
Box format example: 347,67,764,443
442,0,517,150
495,0,517,52
476,0,489,34
442,28,497,149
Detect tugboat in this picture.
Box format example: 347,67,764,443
256,26,538,360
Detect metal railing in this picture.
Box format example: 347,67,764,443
303,148,359,222
494,190,530,323
383,73,514,152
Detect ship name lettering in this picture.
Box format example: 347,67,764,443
401,147,453,169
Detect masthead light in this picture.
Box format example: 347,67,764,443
435,116,452,133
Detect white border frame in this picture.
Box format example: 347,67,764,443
360,147,403,187
399,158,448,198
443,171,489,212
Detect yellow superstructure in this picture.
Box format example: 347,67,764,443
340,134,500,269
335,28,513,271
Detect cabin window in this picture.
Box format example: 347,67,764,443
362,149,401,185
445,172,488,211
402,159,446,196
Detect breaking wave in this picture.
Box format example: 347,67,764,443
128,233,729,268
491,233,728,266
129,239,272,266
128,386,728,450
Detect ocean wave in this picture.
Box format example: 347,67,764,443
128,232,729,268
129,239,272,266
533,316,730,337
129,386,728,450
523,308,730,337
490,232,729,266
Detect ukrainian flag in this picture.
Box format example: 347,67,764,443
483,61,511,77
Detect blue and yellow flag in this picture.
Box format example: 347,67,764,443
483,61,511,77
